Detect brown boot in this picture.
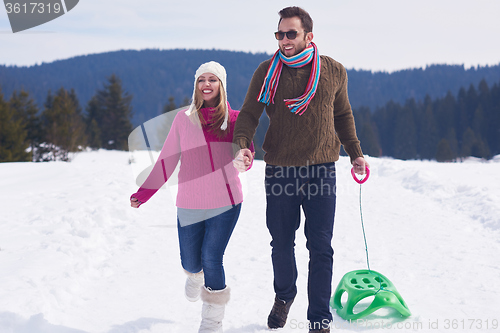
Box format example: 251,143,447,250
267,295,294,329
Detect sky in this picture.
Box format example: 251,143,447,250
0,0,499,72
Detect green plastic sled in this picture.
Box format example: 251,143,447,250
330,269,411,320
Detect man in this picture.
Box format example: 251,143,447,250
233,6,369,333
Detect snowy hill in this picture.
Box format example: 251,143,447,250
1,151,499,332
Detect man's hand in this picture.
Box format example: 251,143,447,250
352,156,370,175
233,148,254,173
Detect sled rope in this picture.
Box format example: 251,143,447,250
359,183,371,271
358,182,391,295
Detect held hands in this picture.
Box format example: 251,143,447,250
352,156,370,175
233,148,254,173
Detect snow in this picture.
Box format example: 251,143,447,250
1,150,499,332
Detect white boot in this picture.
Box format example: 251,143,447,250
198,286,230,333
184,269,204,302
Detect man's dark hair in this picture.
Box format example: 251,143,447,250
278,6,313,32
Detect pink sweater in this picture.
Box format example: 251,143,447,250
131,104,254,209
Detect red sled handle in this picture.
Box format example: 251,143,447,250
351,166,370,184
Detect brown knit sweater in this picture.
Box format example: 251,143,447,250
233,55,364,166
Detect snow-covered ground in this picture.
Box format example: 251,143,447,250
1,150,499,333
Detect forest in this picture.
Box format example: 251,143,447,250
353,79,500,161
0,75,133,162
1,49,499,124
1,49,499,162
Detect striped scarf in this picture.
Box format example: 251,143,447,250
257,42,320,115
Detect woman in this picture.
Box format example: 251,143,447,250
130,61,254,333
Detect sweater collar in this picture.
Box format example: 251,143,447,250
185,102,231,130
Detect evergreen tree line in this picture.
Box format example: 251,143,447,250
2,49,499,126
0,74,134,162
2,73,499,163
353,79,500,161
0,49,271,125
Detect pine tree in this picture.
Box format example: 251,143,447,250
360,121,381,157
393,99,418,160
163,96,176,113
471,106,490,158
460,127,476,158
86,74,133,150
373,100,399,157
471,137,490,158
456,87,468,146
86,96,102,149
40,88,86,161
466,84,479,116
489,83,500,155
353,107,381,157
477,79,496,156
458,108,490,159
472,105,485,137
0,91,30,162
458,110,488,160
445,128,459,159
478,79,490,109
435,91,456,139
418,95,439,160
9,90,40,159
436,139,454,162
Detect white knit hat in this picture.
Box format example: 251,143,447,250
185,61,228,130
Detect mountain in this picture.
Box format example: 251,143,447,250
1,49,499,125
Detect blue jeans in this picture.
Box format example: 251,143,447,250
177,204,241,290
265,162,336,326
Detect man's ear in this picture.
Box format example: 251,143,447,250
306,31,314,44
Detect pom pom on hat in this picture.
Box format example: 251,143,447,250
186,61,228,130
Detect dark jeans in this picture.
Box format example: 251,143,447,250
177,203,241,290
265,162,336,325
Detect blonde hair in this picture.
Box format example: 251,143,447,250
189,77,229,138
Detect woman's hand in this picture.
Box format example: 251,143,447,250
130,197,142,208
233,149,254,173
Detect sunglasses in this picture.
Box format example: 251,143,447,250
274,30,305,40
